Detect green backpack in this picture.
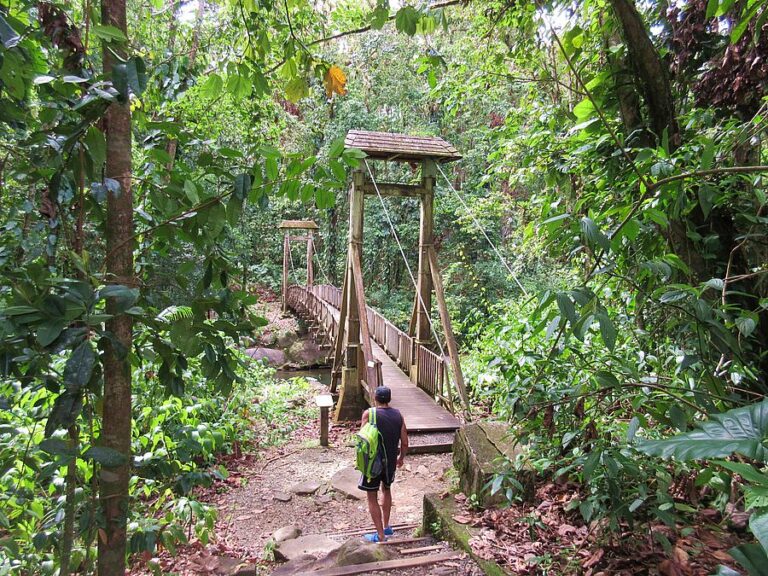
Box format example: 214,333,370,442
355,408,384,481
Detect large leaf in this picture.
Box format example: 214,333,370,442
751,512,768,556
64,340,96,393
83,446,128,468
638,400,768,461
729,543,768,576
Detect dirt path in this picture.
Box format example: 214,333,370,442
144,415,482,575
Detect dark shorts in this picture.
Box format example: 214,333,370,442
358,465,396,492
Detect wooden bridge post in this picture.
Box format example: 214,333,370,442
335,169,368,421
282,232,289,313
410,159,436,383
306,231,314,288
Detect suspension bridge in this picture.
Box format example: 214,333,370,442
281,131,477,452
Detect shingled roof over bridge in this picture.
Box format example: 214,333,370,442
344,130,461,163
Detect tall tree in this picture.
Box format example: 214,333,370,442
98,0,134,572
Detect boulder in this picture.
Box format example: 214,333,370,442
245,347,286,366
273,535,341,562
453,422,532,507
285,338,327,366
327,539,397,566
330,467,365,500
273,525,301,543
290,480,321,495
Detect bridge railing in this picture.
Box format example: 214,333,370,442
308,284,454,410
287,284,382,392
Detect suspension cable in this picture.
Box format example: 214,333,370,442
435,163,529,296
364,159,448,360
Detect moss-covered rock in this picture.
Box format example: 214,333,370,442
423,493,509,576
453,421,533,507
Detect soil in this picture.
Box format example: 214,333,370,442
133,416,482,575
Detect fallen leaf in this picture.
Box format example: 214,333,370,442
582,548,604,569
323,65,347,97
453,514,473,524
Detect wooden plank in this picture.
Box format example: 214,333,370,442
327,522,418,537
306,551,462,576
378,537,431,546
361,183,425,197
400,545,444,555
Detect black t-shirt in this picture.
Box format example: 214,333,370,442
374,406,403,468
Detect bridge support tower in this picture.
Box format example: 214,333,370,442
332,130,469,421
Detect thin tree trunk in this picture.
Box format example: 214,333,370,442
98,0,134,573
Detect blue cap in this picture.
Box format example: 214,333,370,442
374,386,391,403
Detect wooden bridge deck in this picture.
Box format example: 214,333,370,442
322,304,461,434
371,344,461,433
286,285,461,446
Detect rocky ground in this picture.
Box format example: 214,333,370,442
133,406,481,575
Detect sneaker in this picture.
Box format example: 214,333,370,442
363,532,385,543
383,526,394,536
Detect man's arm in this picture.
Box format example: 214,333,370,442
397,417,408,467
360,408,369,429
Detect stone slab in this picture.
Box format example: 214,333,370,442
290,480,321,495
330,467,365,500
274,535,341,562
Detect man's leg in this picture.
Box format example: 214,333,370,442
381,486,392,529
366,490,385,540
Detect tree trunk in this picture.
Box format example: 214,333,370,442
609,0,680,148
98,0,134,574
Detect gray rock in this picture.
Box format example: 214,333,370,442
416,464,429,476
285,338,327,366
273,535,341,562
330,467,365,500
317,494,332,504
245,347,286,366
273,524,301,543
273,491,292,502
270,554,316,576
290,480,321,495
453,421,533,506
329,539,397,566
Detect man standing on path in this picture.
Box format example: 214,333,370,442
359,386,408,543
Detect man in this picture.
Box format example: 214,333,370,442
359,386,408,543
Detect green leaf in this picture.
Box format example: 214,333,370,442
580,217,610,251
233,173,250,200
736,314,758,337
84,126,106,171
64,340,96,393
0,14,20,48
184,180,199,204
370,6,389,29
112,63,129,101
597,313,616,350
729,543,768,576
98,285,139,313
126,57,147,96
706,0,719,18
556,292,577,324
91,24,128,43
713,460,768,487
749,511,768,553
265,157,279,181
201,73,223,98
38,321,65,347
395,6,420,35
39,438,79,457
83,446,128,468
573,98,595,120
285,76,308,103
638,400,768,461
